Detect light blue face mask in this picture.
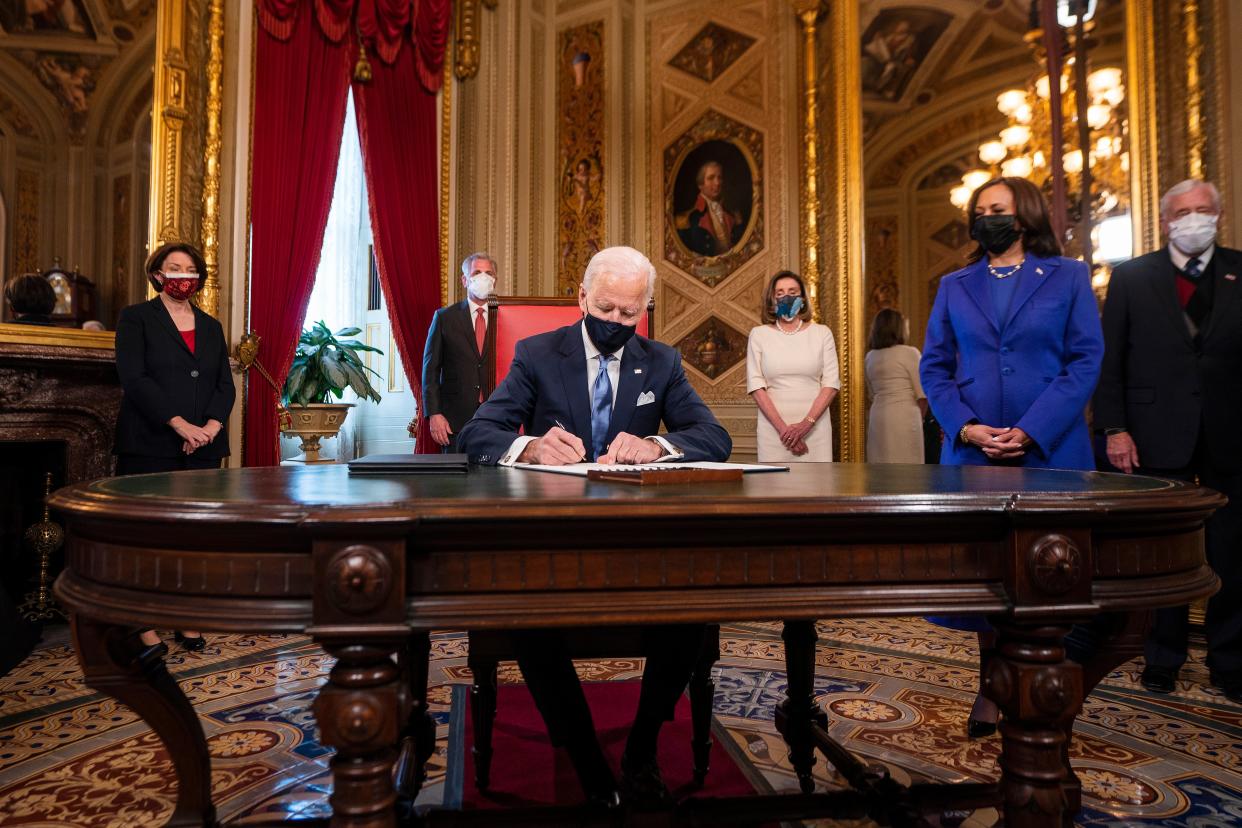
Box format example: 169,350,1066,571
775,295,804,320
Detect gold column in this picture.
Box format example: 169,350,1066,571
793,1,822,321
199,0,225,318
813,0,865,462
440,41,455,306
1125,0,1161,254
149,1,189,256
1183,0,1204,179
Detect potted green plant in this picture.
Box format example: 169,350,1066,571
280,321,384,463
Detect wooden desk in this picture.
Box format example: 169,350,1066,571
51,464,1220,827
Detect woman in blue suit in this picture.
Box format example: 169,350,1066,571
920,176,1103,736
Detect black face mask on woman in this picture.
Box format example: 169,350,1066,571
971,214,1022,255
583,312,637,353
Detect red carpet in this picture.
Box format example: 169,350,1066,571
457,681,758,809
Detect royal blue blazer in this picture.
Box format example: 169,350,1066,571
457,321,732,465
919,255,1103,470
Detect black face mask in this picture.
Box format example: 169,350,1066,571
972,214,1022,255
583,312,637,353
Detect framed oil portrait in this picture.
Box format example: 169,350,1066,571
663,110,764,287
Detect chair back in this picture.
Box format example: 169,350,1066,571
484,296,653,395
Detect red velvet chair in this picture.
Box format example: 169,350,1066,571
467,296,720,791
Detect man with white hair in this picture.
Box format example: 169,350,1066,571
458,246,730,804
1094,178,1242,703
420,252,497,451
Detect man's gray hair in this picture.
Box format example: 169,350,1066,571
582,246,657,302
1160,179,1221,216
696,160,723,188
460,251,496,277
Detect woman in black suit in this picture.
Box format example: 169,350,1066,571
115,242,235,651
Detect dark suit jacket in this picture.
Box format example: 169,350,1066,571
113,298,234,459
457,321,732,465
1094,245,1242,471
420,300,487,433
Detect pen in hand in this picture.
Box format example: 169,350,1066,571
553,419,588,462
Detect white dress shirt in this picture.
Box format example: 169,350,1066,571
499,321,682,464
1170,243,1215,272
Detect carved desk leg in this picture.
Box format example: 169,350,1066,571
71,615,216,828
986,622,1082,828
465,638,499,791
312,540,410,827
777,619,825,794
395,631,438,799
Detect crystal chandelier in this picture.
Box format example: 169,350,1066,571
949,6,1131,271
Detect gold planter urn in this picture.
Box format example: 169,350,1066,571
281,403,354,464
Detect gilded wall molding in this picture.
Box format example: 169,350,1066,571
440,42,454,305
149,0,190,254
793,1,823,322
817,0,864,462
1125,0,1160,254
200,0,225,318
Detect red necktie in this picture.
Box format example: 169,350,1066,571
475,308,486,401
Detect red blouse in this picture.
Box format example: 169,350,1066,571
179,328,196,354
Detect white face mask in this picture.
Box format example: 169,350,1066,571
467,273,495,301
1168,212,1219,256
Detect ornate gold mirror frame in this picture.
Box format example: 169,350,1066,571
148,0,226,318
797,0,1160,462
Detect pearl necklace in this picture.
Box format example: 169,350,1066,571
776,319,804,336
988,257,1025,279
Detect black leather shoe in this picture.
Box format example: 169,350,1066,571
620,752,670,808
1139,665,1178,694
174,631,207,652
1208,671,1242,704
966,717,997,739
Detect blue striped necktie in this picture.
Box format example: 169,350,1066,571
591,353,614,461
1184,257,1202,279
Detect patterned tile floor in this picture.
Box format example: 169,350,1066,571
1,618,1239,826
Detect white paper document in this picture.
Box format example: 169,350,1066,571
512,461,789,477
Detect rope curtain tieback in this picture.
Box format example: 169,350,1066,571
236,332,293,430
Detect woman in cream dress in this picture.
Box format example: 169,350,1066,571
746,271,840,462
865,309,927,463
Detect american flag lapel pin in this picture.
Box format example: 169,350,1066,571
1226,273,1238,281
634,368,643,374
1035,267,1045,276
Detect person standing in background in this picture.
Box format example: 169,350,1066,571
114,242,235,653
1094,179,1242,704
746,271,839,462
920,176,1103,736
421,252,497,452
865,308,926,463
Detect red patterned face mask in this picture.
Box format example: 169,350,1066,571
160,274,199,301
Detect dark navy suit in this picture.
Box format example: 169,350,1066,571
456,320,730,794
458,321,731,465
921,254,1103,469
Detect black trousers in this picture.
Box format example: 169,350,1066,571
115,454,223,475
1139,438,1242,676
511,625,705,752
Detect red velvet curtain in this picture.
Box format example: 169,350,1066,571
247,0,449,465
246,6,351,467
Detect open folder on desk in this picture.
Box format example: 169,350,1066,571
512,461,788,477
347,453,469,474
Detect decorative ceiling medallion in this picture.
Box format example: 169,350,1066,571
663,109,764,288
675,315,748,381
667,23,756,83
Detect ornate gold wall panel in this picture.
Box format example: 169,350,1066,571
556,20,605,296
1127,0,1161,254
15,169,40,275
648,0,793,446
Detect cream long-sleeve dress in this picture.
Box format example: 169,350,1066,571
746,323,840,463
864,344,925,463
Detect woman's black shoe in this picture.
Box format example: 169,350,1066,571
174,631,207,652
966,717,997,739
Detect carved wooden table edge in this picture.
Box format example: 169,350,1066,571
47,467,1225,828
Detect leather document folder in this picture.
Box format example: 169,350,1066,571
347,453,469,474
